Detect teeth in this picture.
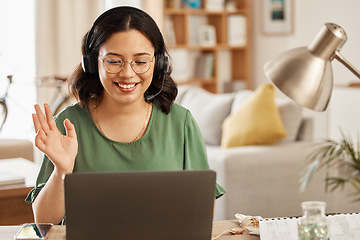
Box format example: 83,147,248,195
118,83,136,89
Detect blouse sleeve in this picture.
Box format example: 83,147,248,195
25,155,55,204
183,110,226,199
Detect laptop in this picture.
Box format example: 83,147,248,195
64,170,216,240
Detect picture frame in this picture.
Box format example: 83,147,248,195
261,0,293,35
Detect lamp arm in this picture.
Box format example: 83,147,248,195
333,50,360,79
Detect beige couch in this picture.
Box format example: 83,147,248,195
176,85,360,220
0,139,34,162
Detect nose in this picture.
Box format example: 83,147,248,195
120,61,136,78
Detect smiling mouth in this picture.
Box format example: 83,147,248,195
116,83,137,89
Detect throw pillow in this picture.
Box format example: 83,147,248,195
231,90,303,142
221,84,287,148
180,88,234,146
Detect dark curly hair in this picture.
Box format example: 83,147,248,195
69,6,177,114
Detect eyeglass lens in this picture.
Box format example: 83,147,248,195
103,57,153,74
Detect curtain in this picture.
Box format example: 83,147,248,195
35,0,102,104
35,0,102,77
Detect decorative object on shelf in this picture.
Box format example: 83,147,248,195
184,0,202,8
225,0,237,11
261,0,293,35
198,25,217,46
264,23,360,111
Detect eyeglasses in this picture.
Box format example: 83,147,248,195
100,56,154,74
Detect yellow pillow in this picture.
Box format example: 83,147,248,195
221,84,287,148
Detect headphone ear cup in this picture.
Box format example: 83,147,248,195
155,55,168,76
82,55,98,74
160,56,169,74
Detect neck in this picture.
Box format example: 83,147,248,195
94,96,149,117
89,97,153,142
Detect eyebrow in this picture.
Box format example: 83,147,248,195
104,52,152,57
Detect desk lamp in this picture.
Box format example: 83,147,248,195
264,23,360,111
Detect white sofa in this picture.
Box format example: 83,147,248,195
176,85,360,220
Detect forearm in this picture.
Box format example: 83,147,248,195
32,169,66,224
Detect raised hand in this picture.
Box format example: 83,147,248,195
32,103,78,175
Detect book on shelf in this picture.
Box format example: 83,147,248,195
0,171,25,186
164,16,176,46
195,53,214,79
165,0,183,8
188,15,208,46
169,49,189,82
206,0,224,11
228,14,246,47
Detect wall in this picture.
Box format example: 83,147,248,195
251,0,360,139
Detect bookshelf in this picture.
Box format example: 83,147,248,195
163,0,251,93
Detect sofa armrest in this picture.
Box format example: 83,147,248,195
0,139,34,162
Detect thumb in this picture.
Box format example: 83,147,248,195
63,119,76,138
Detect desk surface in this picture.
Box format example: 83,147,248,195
0,220,260,240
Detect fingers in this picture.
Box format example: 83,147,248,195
33,104,56,133
34,104,50,133
32,113,41,134
34,129,46,152
64,119,77,138
44,103,57,130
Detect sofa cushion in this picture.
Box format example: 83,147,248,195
221,84,287,148
231,87,303,142
175,85,194,104
180,88,234,145
276,97,303,142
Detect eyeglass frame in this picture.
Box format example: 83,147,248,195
99,55,155,74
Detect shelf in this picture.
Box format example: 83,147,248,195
164,8,247,15
177,78,216,85
163,0,251,93
166,45,246,50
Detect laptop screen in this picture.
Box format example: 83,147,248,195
64,170,216,240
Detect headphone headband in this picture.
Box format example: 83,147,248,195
81,6,169,101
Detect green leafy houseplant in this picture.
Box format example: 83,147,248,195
300,133,360,201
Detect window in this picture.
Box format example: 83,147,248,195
0,0,36,139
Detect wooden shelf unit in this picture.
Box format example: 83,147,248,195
163,0,252,93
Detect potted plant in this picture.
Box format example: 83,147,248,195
300,133,360,201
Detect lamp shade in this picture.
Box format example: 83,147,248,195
264,23,348,111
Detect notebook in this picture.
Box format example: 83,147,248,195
64,170,216,240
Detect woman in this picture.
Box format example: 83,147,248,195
26,6,225,224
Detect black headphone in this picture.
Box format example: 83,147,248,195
81,7,169,77
81,7,169,101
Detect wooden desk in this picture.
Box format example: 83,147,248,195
0,158,39,225
0,220,260,240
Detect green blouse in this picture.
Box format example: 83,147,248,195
26,102,226,205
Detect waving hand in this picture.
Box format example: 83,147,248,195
32,103,78,174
